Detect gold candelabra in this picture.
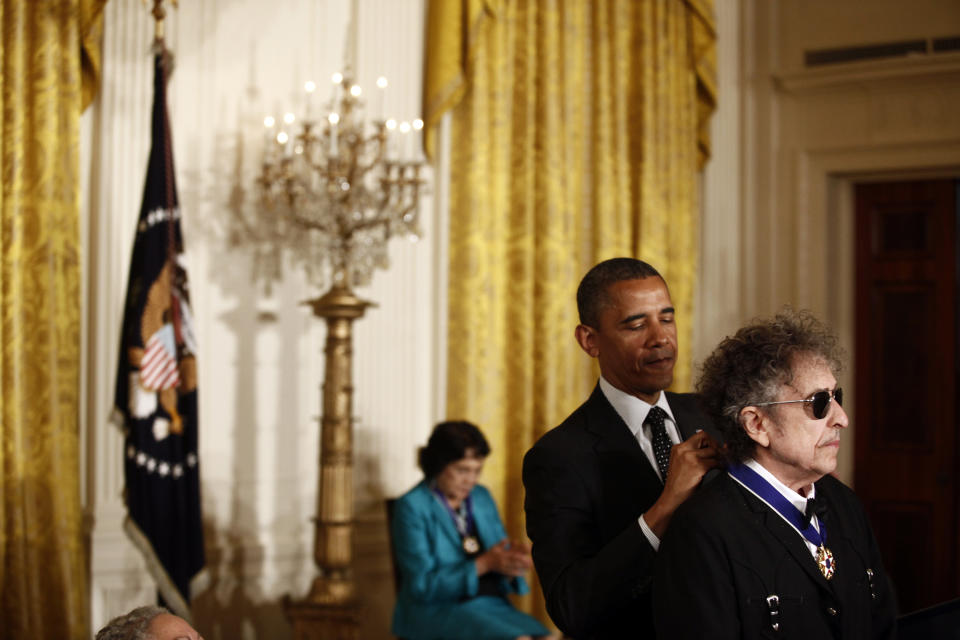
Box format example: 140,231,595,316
244,70,426,639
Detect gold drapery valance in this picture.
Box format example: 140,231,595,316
1,1,107,637
424,0,716,625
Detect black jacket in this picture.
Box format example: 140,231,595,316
522,384,715,639
653,471,897,639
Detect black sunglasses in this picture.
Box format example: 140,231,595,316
751,387,843,420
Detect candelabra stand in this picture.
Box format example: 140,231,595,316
245,71,425,640
285,286,371,640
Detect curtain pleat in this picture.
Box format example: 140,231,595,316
423,0,714,625
0,1,106,637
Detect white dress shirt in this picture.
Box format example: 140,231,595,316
598,376,682,550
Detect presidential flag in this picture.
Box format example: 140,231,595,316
114,50,204,619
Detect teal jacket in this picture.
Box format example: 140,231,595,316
391,481,548,640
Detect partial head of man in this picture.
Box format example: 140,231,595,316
95,605,203,640
697,308,849,492
575,257,676,403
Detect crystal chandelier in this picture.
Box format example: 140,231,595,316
249,70,426,292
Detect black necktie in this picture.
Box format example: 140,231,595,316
646,406,672,480
801,497,828,528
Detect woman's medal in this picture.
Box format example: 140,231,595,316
462,536,480,554
432,486,481,555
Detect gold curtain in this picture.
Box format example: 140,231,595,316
1,1,106,637
424,0,715,623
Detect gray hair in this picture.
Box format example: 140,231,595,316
95,605,168,640
696,308,845,463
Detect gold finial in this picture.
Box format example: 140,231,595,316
144,0,178,43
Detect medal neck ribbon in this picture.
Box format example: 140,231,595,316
728,463,827,548
430,486,476,540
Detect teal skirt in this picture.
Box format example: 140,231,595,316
398,594,549,640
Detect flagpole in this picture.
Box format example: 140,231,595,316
151,1,163,42
149,0,172,44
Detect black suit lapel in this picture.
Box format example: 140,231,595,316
583,385,663,495
812,480,844,546
735,480,836,594
665,392,705,440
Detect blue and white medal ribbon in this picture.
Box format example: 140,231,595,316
728,463,836,579
431,487,480,554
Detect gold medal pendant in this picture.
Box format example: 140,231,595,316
463,536,480,554
817,545,836,580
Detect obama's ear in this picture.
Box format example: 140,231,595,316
575,324,599,358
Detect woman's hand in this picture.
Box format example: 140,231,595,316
475,539,533,577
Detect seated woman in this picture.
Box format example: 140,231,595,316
391,421,553,640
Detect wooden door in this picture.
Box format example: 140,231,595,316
854,179,959,614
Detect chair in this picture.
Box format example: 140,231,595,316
897,598,960,639
384,497,403,593
384,498,408,640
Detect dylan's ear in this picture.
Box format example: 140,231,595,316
740,406,770,448
575,324,599,358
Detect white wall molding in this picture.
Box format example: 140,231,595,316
776,53,960,93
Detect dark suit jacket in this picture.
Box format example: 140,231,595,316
653,472,897,640
522,384,715,639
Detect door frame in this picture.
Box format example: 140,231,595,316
796,145,960,481
808,149,960,600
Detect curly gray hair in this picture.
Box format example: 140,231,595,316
696,308,845,463
95,605,168,640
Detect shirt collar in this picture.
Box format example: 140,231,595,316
744,458,816,513
598,376,676,437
